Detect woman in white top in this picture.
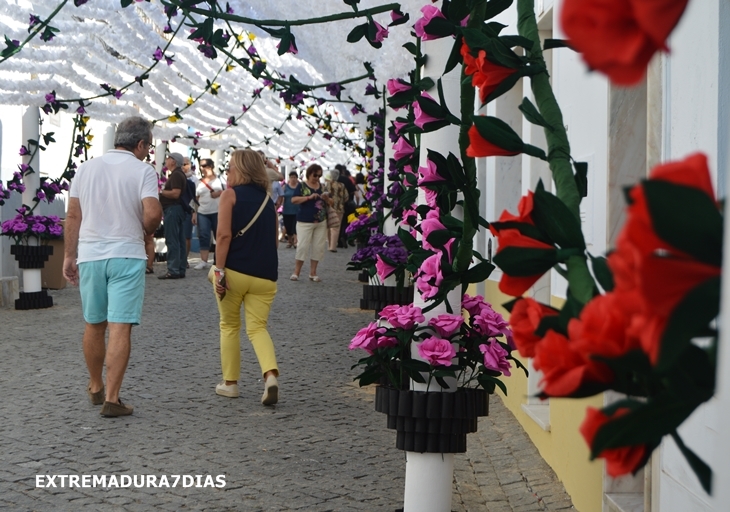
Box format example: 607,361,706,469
192,158,225,269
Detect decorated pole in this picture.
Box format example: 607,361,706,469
101,123,115,153
20,107,41,294
155,141,167,175
381,106,398,288
402,35,464,512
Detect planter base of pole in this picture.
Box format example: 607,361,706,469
360,284,415,313
374,386,489,453
16,290,53,310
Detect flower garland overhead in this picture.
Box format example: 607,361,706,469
0,0,426,233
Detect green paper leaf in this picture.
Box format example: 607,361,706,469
347,23,368,43
484,0,514,20
532,180,586,249
499,35,534,51
519,97,553,131
643,180,723,267
444,35,463,74
589,254,614,292
671,432,712,494
544,39,574,51
591,396,696,455
574,161,588,198
462,260,495,284
472,115,524,153
655,276,721,373
493,246,557,277
426,229,454,248
424,16,457,38
403,42,419,56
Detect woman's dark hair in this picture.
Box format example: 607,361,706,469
200,158,214,169
355,172,365,185
288,171,298,177
305,164,323,179
114,116,152,151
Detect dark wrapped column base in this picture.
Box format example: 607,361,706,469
16,290,53,310
374,386,489,454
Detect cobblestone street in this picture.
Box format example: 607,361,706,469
0,245,574,511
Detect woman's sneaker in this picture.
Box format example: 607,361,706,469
215,381,239,398
261,375,279,406
193,261,208,270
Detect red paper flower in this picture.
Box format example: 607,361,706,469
568,291,642,359
461,42,518,103
561,0,689,85
496,190,535,225
580,407,647,477
607,153,721,363
509,297,558,358
533,330,614,397
489,228,555,297
466,125,520,158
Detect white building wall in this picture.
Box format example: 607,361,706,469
657,1,723,510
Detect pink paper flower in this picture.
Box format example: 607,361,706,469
420,209,447,253
413,93,441,129
472,304,511,339
375,254,397,280
349,322,383,354
480,341,512,376
416,253,443,299
414,5,447,41
377,336,399,349
462,294,487,317
401,208,418,228
424,187,438,207
381,303,425,330
393,137,415,160
418,336,456,366
393,120,408,135
373,21,389,43
429,314,464,338
387,78,412,96
418,158,445,185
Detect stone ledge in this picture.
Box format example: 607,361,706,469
521,403,551,432
605,492,644,512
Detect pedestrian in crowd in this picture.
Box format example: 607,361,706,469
212,148,280,406
258,150,284,181
144,233,155,274
290,164,330,282
271,174,284,244
62,115,162,417
355,171,366,206
281,171,300,248
192,158,224,270
324,169,348,253
158,152,187,279
335,164,357,248
182,157,198,266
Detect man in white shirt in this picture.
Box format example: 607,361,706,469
63,116,162,418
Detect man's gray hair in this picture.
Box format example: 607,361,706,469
114,116,152,150
329,169,340,182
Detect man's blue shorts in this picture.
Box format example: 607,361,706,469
78,258,146,325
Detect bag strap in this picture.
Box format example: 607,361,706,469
233,193,271,239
